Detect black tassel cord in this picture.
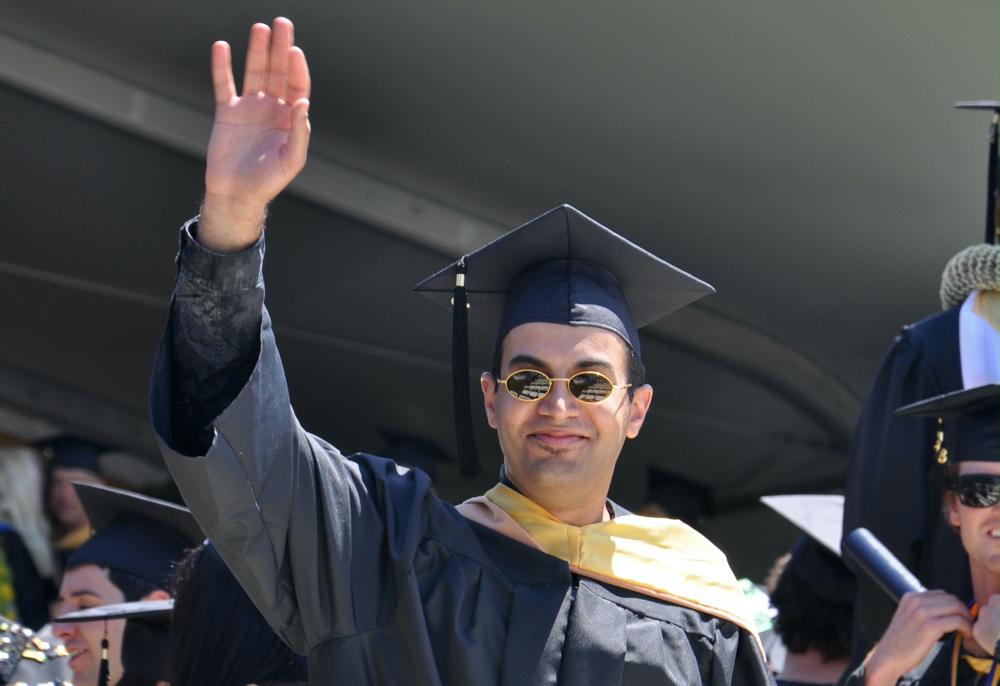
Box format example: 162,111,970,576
986,110,998,245
98,624,110,686
452,260,480,478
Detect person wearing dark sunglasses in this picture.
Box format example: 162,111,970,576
148,17,772,686
846,385,1000,686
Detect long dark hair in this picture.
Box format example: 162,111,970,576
168,543,307,686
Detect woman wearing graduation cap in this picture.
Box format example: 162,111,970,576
150,18,771,685
847,385,1000,686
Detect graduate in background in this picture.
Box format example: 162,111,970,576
844,385,1000,686
40,436,108,571
843,101,1000,661
150,17,770,685
168,543,307,686
761,495,855,686
56,600,172,686
53,484,201,686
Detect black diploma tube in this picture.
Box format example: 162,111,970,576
842,527,926,604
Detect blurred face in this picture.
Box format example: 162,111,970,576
53,564,126,686
482,322,652,499
946,461,1000,584
49,467,102,531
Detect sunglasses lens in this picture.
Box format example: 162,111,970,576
505,371,552,400
956,476,1000,508
569,373,614,402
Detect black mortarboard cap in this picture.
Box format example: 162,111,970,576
56,600,173,683
415,204,715,477
954,100,999,244
760,494,845,556
39,435,105,475
895,384,1000,464
66,483,203,589
761,495,855,605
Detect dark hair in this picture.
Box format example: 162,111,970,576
116,675,160,686
940,461,961,528
105,568,161,602
490,341,646,393
768,539,855,662
169,544,307,686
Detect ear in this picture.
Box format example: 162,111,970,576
143,588,171,602
945,492,962,529
481,372,498,429
625,384,653,439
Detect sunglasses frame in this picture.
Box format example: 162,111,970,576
947,474,1000,508
496,369,632,403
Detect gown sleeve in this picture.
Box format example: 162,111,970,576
150,221,435,655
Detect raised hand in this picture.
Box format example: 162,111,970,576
864,590,973,686
200,18,311,252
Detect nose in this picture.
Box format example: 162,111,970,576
53,620,76,641
537,379,579,418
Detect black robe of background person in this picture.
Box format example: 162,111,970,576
842,307,971,664
149,223,773,686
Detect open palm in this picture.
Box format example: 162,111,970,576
205,19,311,214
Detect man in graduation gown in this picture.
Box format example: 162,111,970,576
843,102,1000,662
53,484,202,686
843,385,1000,686
150,18,772,685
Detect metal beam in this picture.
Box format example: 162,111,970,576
0,29,506,257
0,29,861,449
0,359,159,456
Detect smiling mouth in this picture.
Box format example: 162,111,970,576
529,432,587,448
988,529,1000,539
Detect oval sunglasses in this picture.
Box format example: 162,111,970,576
497,369,632,403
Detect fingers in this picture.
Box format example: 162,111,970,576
210,41,236,105
896,591,974,638
283,99,311,174
265,17,294,101
242,23,271,95
287,47,311,104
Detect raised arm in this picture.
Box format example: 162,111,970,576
152,20,434,655
199,18,311,252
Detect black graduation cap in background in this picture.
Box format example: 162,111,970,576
760,494,855,605
38,435,105,475
66,483,203,589
894,383,1000,465
760,494,845,556
415,204,715,477
954,100,999,244
56,600,173,684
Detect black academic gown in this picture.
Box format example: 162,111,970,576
842,307,972,662
151,310,771,686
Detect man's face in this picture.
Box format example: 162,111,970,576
53,564,126,686
481,322,652,500
49,467,102,531
947,461,1000,581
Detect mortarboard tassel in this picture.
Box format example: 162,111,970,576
986,110,998,245
98,624,110,686
452,259,480,478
